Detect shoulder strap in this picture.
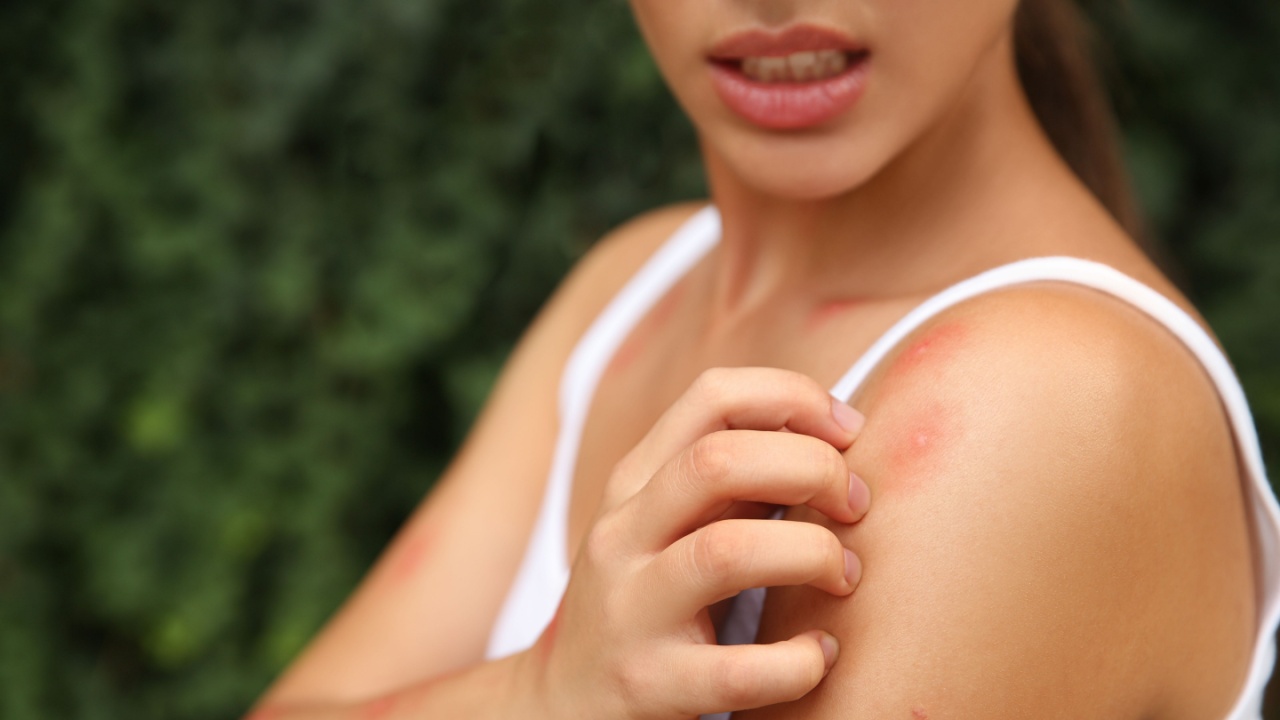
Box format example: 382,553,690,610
486,205,721,660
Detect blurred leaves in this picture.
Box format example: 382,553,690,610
0,0,701,717
0,0,1276,718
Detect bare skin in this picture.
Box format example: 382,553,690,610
254,0,1258,717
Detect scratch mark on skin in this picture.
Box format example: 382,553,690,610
884,322,969,383
807,297,868,330
360,696,397,720
608,282,686,375
537,602,563,661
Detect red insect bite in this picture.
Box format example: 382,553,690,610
883,401,958,491
885,322,968,382
389,528,433,583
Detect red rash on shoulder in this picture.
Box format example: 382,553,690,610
881,399,960,492
884,322,969,383
608,282,686,375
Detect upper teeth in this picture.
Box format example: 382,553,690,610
742,50,848,83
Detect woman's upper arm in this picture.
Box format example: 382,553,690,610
744,286,1257,720
262,202,705,706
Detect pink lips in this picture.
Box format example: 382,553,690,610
707,24,870,131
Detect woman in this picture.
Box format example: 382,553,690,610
252,0,1280,717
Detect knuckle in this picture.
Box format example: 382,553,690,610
800,644,827,693
773,367,823,403
791,369,827,398
820,531,847,578
613,659,658,711
710,655,757,708
583,513,624,568
690,367,733,403
608,451,638,486
821,442,850,485
690,523,744,585
686,433,734,488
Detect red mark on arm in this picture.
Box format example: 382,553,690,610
911,707,929,720
388,526,434,583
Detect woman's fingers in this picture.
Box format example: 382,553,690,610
647,519,859,621
675,631,839,715
621,429,868,550
605,368,864,508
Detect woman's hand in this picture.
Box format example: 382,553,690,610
514,367,871,720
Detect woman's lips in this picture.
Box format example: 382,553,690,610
707,24,870,131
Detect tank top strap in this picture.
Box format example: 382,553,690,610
485,205,720,660
822,255,1280,720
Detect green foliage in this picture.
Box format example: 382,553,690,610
0,0,701,717
0,0,1275,718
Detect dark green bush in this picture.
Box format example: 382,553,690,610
0,0,1275,717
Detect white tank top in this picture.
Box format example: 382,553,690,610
485,206,1280,719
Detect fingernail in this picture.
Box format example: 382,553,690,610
819,632,840,669
848,471,870,518
830,397,865,435
843,548,861,591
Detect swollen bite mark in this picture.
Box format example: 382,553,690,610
885,322,968,382
912,707,929,720
389,528,433,583
883,401,958,491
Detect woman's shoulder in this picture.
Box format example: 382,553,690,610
753,276,1258,718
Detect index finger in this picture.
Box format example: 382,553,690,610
603,367,864,510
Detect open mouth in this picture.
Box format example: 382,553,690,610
705,25,873,129
714,49,871,84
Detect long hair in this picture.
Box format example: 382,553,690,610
1014,0,1145,243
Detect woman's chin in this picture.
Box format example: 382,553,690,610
721,150,877,201
702,127,887,202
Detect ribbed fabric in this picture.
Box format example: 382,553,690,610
485,206,1280,719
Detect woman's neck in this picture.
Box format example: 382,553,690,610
700,33,1089,326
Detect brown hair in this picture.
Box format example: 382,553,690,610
1013,0,1145,242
